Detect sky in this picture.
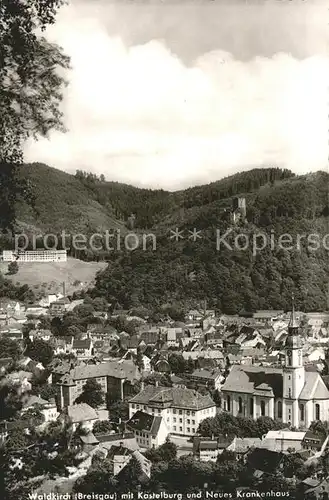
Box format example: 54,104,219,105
24,0,328,190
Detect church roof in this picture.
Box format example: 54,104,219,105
222,365,329,401
285,296,302,347
221,365,283,397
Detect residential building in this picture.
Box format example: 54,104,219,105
63,403,99,432
193,435,233,461
58,361,141,409
190,369,223,390
129,385,216,437
1,249,67,262
71,338,93,359
22,395,58,423
127,410,169,448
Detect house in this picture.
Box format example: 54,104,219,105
29,329,52,342
115,449,152,482
49,298,70,316
127,410,169,448
226,437,263,459
58,361,141,409
129,384,216,437
71,339,93,359
262,430,306,452
246,448,285,476
302,431,329,453
22,395,58,423
221,304,329,428
64,403,99,432
5,371,33,393
190,369,223,390
193,435,233,461
0,358,12,374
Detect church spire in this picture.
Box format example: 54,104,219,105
288,293,299,330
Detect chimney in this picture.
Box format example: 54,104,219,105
140,381,145,391
155,380,159,387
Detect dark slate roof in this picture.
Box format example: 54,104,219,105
221,365,283,398
72,339,92,349
127,410,162,437
129,385,215,410
60,360,140,384
247,448,284,473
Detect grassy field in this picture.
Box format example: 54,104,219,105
0,257,107,296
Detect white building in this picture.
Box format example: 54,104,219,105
22,395,59,424
128,385,216,437
127,410,169,448
1,250,67,262
221,304,329,429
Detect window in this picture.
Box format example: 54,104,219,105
260,400,265,417
187,427,190,433
192,411,195,416
179,410,182,415
173,426,176,431
288,388,291,398
136,405,140,409
315,404,320,421
249,398,253,416
167,418,169,422
192,420,195,425
278,401,282,419
187,419,190,424
179,418,182,423
173,409,177,414
173,417,176,423
187,411,190,416
238,397,243,414
192,428,195,433
132,404,135,409
227,395,231,412
300,403,305,421
179,427,182,432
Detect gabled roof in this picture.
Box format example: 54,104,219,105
221,365,283,397
127,410,163,437
66,403,98,423
129,385,215,410
62,360,140,383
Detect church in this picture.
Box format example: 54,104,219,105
221,303,329,429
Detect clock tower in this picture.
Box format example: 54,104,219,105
282,296,305,427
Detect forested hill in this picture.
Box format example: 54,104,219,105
6,164,329,313
90,169,329,314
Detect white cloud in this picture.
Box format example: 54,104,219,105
24,3,329,190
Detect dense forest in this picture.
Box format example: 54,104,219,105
2,164,329,313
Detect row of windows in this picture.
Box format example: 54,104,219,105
131,404,197,416
172,426,196,433
227,396,321,422
135,431,149,438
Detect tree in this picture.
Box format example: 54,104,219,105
108,400,129,422
0,337,21,360
93,420,113,434
7,262,18,275
73,458,117,495
117,455,144,492
136,347,144,371
75,379,104,408
25,338,54,366
0,0,70,232
145,437,177,463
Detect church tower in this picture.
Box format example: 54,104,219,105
282,296,305,427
